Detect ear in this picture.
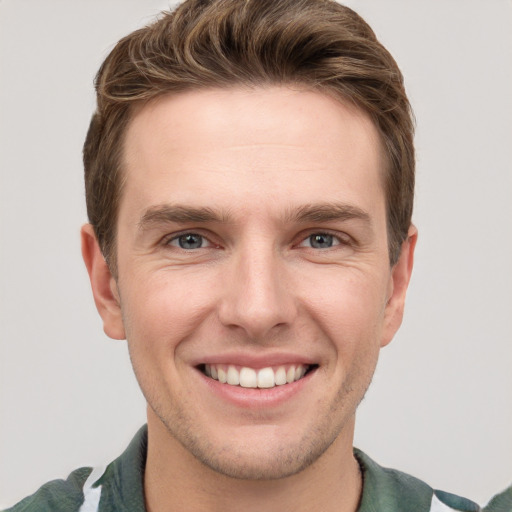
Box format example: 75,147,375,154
381,225,418,347
81,224,126,340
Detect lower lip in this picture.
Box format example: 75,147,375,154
196,368,316,409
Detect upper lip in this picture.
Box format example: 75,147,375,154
191,352,319,369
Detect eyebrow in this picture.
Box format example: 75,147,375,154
138,205,228,231
286,203,372,225
138,202,371,231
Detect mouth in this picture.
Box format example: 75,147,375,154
198,363,318,389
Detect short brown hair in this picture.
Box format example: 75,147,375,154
84,0,414,273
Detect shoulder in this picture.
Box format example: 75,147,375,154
3,467,93,512
355,448,482,512
483,485,512,512
4,425,148,512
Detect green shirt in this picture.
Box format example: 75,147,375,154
5,425,511,512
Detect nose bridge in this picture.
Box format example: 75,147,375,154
218,237,295,339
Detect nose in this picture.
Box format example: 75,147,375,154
217,244,297,341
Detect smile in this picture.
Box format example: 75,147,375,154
201,364,315,389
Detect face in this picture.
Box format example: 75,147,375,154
83,86,415,480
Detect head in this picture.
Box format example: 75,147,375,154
82,0,417,482
84,0,414,276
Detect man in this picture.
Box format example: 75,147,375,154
5,1,511,511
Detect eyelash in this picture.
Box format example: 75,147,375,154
165,232,215,250
299,232,348,249
163,230,351,251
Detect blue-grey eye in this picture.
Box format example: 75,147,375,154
176,233,204,249
309,233,334,249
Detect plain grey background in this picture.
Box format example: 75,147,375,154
1,0,511,508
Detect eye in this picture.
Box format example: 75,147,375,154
168,233,209,250
300,233,340,249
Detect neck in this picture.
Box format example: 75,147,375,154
144,411,362,512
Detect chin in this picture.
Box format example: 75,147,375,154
162,415,344,481
190,438,333,480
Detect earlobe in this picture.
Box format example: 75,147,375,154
81,224,126,340
381,225,418,347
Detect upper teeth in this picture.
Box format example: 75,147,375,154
204,364,308,388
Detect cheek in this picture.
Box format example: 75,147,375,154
299,268,389,348
119,268,218,353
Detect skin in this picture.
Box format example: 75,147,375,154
82,86,416,512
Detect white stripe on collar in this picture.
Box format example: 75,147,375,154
78,465,107,512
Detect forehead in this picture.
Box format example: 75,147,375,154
121,86,385,221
